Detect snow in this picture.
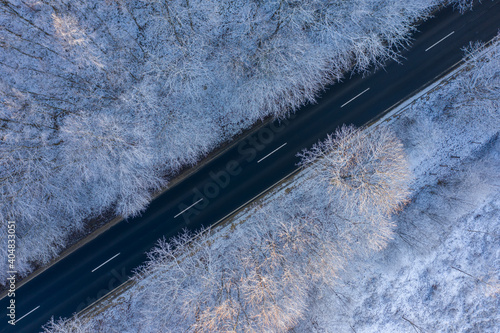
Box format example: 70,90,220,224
43,27,499,333
298,139,500,332
1,0,451,283
296,37,500,333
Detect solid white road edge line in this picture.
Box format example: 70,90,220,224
91,253,121,273
15,306,40,324
425,31,455,52
174,198,203,218
340,88,370,108
257,143,288,163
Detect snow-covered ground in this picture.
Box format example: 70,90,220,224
44,31,499,333
298,138,500,332
1,0,454,282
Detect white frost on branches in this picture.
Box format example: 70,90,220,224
0,0,469,283
298,125,413,217
43,123,412,332
43,19,500,333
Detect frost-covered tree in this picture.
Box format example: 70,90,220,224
42,315,98,333
448,0,475,13
59,111,165,217
127,135,410,331
136,209,313,332
457,37,500,113
298,125,413,217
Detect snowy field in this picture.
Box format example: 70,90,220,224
44,31,499,333
1,0,461,282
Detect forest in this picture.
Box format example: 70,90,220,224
44,35,499,332
1,0,464,282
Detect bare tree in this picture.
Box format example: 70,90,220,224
42,315,98,333
448,0,475,13
298,125,412,218
52,13,105,69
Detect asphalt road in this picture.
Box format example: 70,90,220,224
2,2,500,332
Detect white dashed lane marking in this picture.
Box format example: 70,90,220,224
340,88,370,108
15,306,40,324
174,199,204,218
425,31,455,52
257,143,288,163
91,253,120,273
